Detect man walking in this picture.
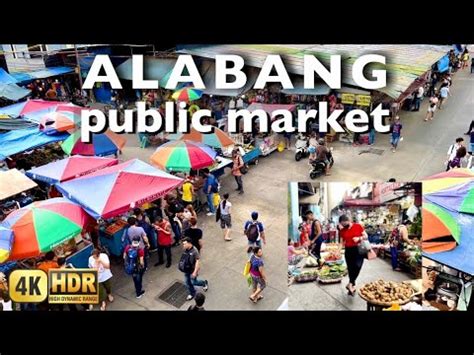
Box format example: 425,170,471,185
123,236,146,299
179,238,209,301
446,138,465,171
244,211,266,252
390,116,403,153
202,168,219,216
412,85,424,111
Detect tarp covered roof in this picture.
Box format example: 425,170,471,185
178,44,449,99
0,83,31,101
0,127,69,160
0,169,37,200
9,66,74,83
0,68,17,85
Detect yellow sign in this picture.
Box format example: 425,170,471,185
9,270,48,303
356,95,371,107
48,269,98,304
341,93,355,104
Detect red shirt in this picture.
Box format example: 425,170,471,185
156,221,172,246
339,223,365,248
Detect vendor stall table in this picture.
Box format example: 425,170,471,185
242,147,261,165
210,157,232,179
99,220,128,257
66,242,93,268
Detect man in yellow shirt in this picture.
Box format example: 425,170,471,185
181,177,195,207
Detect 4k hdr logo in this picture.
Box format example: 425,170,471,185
9,269,99,304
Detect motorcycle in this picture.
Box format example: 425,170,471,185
294,133,310,161
309,148,334,179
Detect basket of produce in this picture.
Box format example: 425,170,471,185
293,269,319,283
318,264,347,284
358,280,415,306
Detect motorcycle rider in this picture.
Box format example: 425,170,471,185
316,138,331,176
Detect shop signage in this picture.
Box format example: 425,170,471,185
356,95,371,106
375,182,404,204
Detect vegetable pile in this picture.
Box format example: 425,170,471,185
359,280,414,304
318,264,347,280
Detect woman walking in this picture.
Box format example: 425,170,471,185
249,246,266,303
338,215,368,296
219,193,232,241
448,146,467,170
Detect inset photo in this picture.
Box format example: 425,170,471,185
288,182,423,310
421,169,474,311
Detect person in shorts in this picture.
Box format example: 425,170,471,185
219,193,232,241
249,246,266,303
425,91,439,121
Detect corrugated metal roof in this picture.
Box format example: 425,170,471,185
178,45,450,99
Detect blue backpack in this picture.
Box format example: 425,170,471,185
125,247,140,275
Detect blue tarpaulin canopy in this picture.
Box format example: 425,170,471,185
9,66,74,84
0,68,17,84
437,55,450,73
0,83,31,101
0,127,69,160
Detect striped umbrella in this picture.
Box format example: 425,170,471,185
422,202,460,254
171,87,203,102
1,198,91,260
166,126,235,148
0,225,14,263
150,140,217,172
62,130,126,156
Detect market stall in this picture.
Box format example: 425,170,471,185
0,169,37,201
56,159,184,256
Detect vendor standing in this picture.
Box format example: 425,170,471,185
232,149,245,195
304,210,323,266
338,215,368,296
388,220,412,271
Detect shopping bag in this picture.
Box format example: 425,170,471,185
213,193,221,208
243,260,251,276
357,239,371,256
367,249,377,260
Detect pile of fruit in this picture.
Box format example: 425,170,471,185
325,250,342,262
359,280,414,304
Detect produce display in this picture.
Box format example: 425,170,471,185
318,264,347,283
324,250,342,262
293,269,319,283
359,280,414,305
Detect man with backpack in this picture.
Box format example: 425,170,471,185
123,236,146,299
202,168,219,216
244,212,266,251
179,237,209,301
125,216,150,270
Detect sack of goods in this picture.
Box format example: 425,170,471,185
304,256,319,268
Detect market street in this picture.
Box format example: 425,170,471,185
280,67,474,182
105,138,288,310
289,257,415,310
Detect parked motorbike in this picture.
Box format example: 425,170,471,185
295,133,310,161
309,148,334,179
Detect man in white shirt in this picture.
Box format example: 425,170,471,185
412,86,424,111
446,137,464,171
439,85,451,109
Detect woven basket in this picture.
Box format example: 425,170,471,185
358,289,414,307
318,277,343,284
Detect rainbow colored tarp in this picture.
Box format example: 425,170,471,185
62,130,126,157
150,140,217,172
1,198,91,260
39,111,80,135
424,181,474,214
0,225,14,263
166,127,234,149
56,159,184,219
422,170,474,275
26,156,119,185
